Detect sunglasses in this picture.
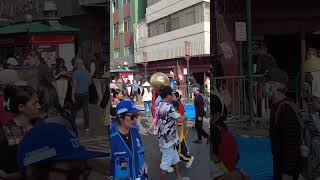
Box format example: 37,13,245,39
125,114,138,120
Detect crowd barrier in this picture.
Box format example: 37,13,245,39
214,75,299,124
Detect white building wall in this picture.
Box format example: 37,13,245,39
146,22,210,62
134,20,148,64
146,0,210,23
134,0,210,63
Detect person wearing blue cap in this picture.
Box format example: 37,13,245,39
16,123,108,180
110,100,148,180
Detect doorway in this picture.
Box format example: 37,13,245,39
264,34,300,100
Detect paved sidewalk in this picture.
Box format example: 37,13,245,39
76,104,110,179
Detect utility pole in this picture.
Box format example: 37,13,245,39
185,41,191,100
246,0,254,126
143,52,148,82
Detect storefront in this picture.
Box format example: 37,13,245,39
111,68,135,83
0,20,78,71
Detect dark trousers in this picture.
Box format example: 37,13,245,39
195,116,209,141
273,156,299,180
71,93,89,131
133,91,139,102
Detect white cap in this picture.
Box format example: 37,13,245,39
142,82,150,87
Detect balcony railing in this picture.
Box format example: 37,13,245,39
79,0,107,6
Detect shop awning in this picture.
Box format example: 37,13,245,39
0,21,9,27
0,21,79,34
110,68,135,73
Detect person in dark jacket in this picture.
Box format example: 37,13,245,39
192,84,209,144
265,67,301,180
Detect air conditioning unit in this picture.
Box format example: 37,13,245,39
44,0,57,11
43,0,59,19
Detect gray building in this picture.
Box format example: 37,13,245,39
0,0,109,68
55,0,109,67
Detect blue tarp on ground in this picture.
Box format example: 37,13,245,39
184,103,195,121
234,134,273,180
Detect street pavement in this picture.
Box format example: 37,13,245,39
75,104,110,180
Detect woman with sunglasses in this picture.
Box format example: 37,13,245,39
110,100,148,180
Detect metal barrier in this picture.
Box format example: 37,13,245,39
214,75,269,123
214,75,299,123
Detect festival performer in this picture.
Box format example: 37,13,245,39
151,88,157,119
150,72,183,180
172,100,194,168
157,86,183,180
110,100,148,180
147,88,158,135
110,84,125,128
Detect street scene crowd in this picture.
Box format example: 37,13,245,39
0,50,109,180
2,46,320,180
1,0,320,180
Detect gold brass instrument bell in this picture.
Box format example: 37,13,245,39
150,72,170,90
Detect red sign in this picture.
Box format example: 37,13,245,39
119,72,133,76
32,35,75,44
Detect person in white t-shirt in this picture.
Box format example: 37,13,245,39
157,86,184,180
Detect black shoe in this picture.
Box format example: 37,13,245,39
192,140,202,144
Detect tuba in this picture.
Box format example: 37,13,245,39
150,72,170,90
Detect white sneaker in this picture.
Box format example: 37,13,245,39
185,156,194,168
167,167,174,173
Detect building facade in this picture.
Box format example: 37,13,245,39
135,0,210,86
110,0,147,70
0,0,109,69
56,0,109,68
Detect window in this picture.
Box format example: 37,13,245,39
124,17,130,32
114,23,119,36
147,2,206,37
184,9,195,27
148,22,157,37
165,17,171,32
114,49,120,58
113,0,118,10
158,19,166,34
124,47,130,56
124,0,130,5
171,13,180,31
203,2,210,22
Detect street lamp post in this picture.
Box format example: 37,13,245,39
143,52,148,82
25,0,34,50
25,14,33,49
185,41,191,101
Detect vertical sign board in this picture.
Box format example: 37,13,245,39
235,22,247,42
235,22,246,117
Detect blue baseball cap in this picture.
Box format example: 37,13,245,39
115,100,143,115
17,123,108,170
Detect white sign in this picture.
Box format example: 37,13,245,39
235,22,247,41
183,68,187,75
